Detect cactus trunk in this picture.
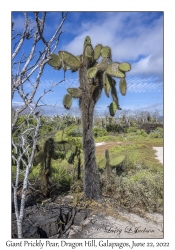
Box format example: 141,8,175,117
105,149,111,180
79,66,101,200
77,154,81,180
41,152,51,198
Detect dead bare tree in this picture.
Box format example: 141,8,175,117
12,11,67,238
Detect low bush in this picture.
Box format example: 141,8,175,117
93,126,108,138
51,163,72,191
101,162,163,213
106,124,126,134
100,141,163,213
149,127,163,138
126,126,138,133
66,125,82,137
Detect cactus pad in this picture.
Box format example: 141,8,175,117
111,83,119,109
103,73,112,97
67,153,75,164
67,88,82,98
83,44,94,61
76,55,83,63
84,36,91,49
101,46,111,58
106,63,125,78
65,150,73,161
105,149,110,160
109,101,117,117
71,145,78,155
51,151,59,160
119,78,127,96
63,94,72,110
96,62,108,72
110,155,125,167
59,51,81,70
34,151,44,165
87,67,98,78
55,141,69,151
102,57,112,65
48,54,62,70
98,158,106,172
119,62,131,72
94,44,102,60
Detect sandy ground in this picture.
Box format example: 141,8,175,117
153,147,163,164
69,209,163,239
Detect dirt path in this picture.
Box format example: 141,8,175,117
95,142,121,155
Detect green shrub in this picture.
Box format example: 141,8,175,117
126,126,137,133
140,129,147,137
93,126,108,138
136,129,147,137
101,168,163,213
106,124,126,133
149,127,163,138
29,165,41,181
65,125,82,137
51,164,72,191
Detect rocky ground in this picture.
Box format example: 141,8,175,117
12,194,163,239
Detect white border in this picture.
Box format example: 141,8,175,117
1,0,174,248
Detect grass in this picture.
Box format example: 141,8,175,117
13,126,163,214
95,132,163,213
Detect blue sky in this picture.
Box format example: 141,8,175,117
12,11,163,116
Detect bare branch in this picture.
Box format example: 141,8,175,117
12,11,68,238
12,12,29,60
34,12,48,46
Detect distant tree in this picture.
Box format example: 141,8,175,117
12,11,67,238
153,110,159,123
48,36,131,200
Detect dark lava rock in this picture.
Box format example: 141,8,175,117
12,203,76,238
12,202,91,238
139,123,163,134
73,209,91,226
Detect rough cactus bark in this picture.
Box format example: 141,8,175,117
79,66,101,200
105,149,111,180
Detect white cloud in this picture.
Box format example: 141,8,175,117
126,76,163,93
61,12,163,77
129,54,163,76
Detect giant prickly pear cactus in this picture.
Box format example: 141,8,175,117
34,138,80,197
48,36,131,200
